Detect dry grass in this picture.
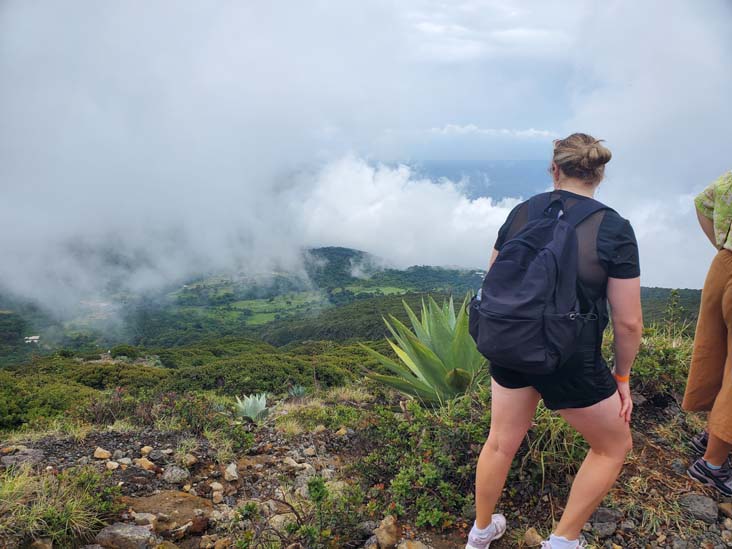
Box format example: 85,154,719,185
106,419,137,433
684,412,707,434
278,397,325,415
608,436,700,536
275,417,304,437
651,415,690,450
2,419,92,444
324,385,373,404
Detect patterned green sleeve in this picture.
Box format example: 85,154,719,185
695,181,716,219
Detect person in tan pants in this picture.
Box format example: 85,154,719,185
683,170,732,495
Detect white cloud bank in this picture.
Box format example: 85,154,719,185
297,156,520,269
1,0,731,316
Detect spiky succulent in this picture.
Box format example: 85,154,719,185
233,392,269,423
361,294,486,405
288,385,307,399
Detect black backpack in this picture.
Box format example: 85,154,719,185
468,193,609,375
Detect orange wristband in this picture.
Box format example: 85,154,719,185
613,373,630,383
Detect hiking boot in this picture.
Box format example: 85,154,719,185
687,457,732,496
690,431,709,455
689,431,732,465
540,539,588,548
465,514,506,549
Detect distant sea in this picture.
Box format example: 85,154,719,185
417,159,550,200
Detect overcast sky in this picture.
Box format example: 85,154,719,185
1,1,731,312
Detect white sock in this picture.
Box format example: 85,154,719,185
548,534,579,549
470,520,496,538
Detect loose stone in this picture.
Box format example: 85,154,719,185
94,447,112,460
224,462,239,481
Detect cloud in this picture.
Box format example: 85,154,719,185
429,124,557,138
565,0,732,288
296,156,520,269
405,0,579,61
0,0,730,318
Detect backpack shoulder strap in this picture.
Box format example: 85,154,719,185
527,192,554,221
562,198,612,228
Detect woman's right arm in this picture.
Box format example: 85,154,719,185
607,276,643,423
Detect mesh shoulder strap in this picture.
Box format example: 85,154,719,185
562,198,611,227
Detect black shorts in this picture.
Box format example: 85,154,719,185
490,347,617,410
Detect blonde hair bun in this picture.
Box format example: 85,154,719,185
553,133,611,185
580,142,612,170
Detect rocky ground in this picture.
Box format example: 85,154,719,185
4,395,732,548
0,422,439,549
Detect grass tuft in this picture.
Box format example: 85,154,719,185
276,417,305,437
203,428,234,464
324,385,374,404
0,465,121,546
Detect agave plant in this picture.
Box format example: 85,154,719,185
288,384,307,400
361,294,486,405
233,393,269,423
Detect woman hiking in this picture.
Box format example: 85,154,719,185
466,133,643,549
683,170,732,494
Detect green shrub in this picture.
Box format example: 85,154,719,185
109,344,140,360
157,350,179,368
603,325,693,398
81,388,145,426
356,386,591,530
164,353,349,396
358,394,491,529
0,371,99,430
232,476,369,548
66,362,169,392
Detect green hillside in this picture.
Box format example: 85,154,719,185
0,247,703,364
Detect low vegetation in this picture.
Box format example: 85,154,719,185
0,256,711,547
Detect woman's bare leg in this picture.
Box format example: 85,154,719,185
553,392,632,540
475,379,541,528
705,432,732,466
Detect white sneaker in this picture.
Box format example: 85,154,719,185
465,514,507,549
540,538,588,548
